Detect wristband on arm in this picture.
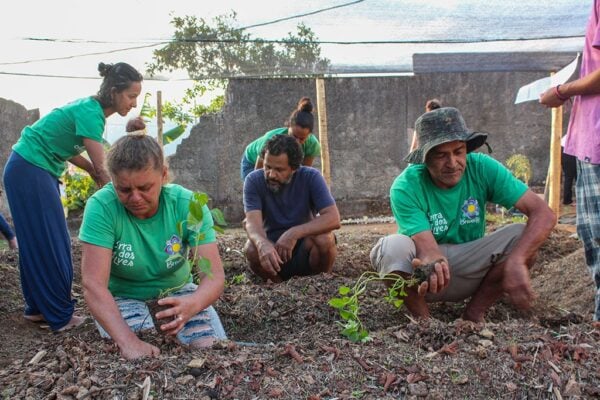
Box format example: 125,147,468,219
554,85,570,102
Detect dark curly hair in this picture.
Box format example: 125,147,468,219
287,97,314,132
260,135,304,170
96,62,143,109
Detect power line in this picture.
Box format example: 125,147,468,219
18,33,584,46
2,33,584,68
239,0,365,30
9,34,584,47
163,35,585,45
0,71,180,80
0,43,164,66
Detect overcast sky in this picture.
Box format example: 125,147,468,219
0,0,591,124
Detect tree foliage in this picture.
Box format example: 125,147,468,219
146,12,330,79
145,12,330,131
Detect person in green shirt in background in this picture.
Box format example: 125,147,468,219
80,134,226,360
3,62,144,332
370,107,556,322
240,97,321,180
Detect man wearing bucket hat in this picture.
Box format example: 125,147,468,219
370,107,556,322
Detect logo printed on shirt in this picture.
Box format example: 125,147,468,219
460,197,481,225
164,235,183,255
74,144,85,153
113,241,135,267
165,235,185,269
428,212,449,235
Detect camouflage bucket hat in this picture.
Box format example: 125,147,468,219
404,107,489,164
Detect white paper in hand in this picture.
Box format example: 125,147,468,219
515,54,580,104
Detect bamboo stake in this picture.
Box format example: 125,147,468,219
156,90,163,149
315,78,331,186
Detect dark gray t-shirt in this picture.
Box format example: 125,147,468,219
243,167,335,240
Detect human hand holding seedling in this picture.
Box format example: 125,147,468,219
411,258,450,296
155,294,198,336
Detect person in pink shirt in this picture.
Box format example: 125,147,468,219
540,0,600,326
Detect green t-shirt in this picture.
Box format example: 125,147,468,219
243,127,321,164
79,183,216,300
390,153,528,244
13,97,105,178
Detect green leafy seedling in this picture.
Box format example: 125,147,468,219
329,261,441,342
146,191,227,330
165,191,227,284
186,191,227,282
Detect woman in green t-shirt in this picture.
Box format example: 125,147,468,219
79,135,226,360
240,97,321,180
3,62,144,332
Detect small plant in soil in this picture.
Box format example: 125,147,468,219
329,260,438,342
147,191,227,329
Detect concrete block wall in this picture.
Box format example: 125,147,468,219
169,71,563,224
1,68,564,225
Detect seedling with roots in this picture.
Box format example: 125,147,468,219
329,260,439,342
147,191,227,328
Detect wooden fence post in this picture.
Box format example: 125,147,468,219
315,77,331,186
548,104,563,217
156,91,163,149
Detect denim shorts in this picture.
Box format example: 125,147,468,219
95,283,227,345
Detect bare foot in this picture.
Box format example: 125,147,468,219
56,315,86,332
24,314,45,322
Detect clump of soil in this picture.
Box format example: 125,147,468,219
146,299,174,331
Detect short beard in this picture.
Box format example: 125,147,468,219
266,176,292,193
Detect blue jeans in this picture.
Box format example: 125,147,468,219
95,283,227,345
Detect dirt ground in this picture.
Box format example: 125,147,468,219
0,216,599,399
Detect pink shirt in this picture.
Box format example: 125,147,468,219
564,0,600,163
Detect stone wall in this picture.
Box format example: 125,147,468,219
169,70,564,224
0,98,39,215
